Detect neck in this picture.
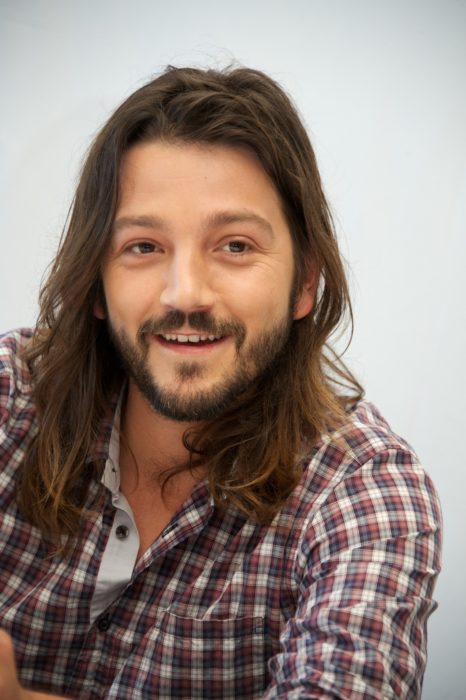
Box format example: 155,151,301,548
120,380,199,490
118,380,205,557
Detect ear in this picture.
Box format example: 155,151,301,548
293,261,318,320
94,300,106,320
93,283,107,320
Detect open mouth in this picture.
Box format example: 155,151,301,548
157,333,224,346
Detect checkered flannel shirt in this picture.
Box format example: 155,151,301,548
0,329,441,699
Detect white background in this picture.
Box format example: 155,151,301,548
1,1,465,697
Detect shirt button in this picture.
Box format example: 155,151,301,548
115,524,129,540
97,614,111,632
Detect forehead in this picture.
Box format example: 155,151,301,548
116,140,287,225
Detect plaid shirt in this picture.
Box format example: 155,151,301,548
0,329,441,699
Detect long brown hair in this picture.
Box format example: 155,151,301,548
19,65,363,551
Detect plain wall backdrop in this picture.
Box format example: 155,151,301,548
1,1,465,697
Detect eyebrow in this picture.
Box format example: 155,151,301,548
113,215,166,233
112,209,275,238
204,210,275,238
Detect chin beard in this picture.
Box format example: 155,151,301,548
107,309,293,422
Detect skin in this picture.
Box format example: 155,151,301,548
101,140,316,554
97,140,314,475
1,141,315,696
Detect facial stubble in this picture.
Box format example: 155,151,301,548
108,308,293,422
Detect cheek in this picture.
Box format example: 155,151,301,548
225,283,291,328
105,274,161,324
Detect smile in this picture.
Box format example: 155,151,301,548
158,333,223,344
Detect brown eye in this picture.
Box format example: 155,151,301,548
223,241,249,253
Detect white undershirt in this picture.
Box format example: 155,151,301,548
90,400,140,624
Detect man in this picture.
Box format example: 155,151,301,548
0,66,441,699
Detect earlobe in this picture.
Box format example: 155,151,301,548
94,281,107,319
293,263,319,320
293,285,315,320
94,301,106,320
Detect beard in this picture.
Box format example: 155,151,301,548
108,308,293,422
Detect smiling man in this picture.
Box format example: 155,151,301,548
0,66,441,699
100,141,312,425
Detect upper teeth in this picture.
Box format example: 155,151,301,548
161,334,221,343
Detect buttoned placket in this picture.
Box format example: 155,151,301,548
90,398,140,625
90,397,215,628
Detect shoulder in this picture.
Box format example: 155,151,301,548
322,399,421,474
0,330,38,519
287,400,441,556
301,399,435,497
0,327,35,430
0,328,34,373
0,327,34,399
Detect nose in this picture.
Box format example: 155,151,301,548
159,249,215,313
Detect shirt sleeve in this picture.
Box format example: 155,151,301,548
0,334,17,428
263,448,442,700
0,330,34,475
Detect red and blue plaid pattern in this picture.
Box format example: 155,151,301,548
0,329,441,699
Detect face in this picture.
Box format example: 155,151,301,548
99,141,314,421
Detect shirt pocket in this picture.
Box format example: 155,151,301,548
134,609,269,699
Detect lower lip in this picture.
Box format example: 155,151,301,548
153,335,229,355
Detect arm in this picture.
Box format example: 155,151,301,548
264,449,442,699
0,631,70,700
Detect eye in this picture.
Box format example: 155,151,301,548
222,240,250,254
127,241,158,254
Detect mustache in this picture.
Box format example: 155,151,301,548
137,311,246,346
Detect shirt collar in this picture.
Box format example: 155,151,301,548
87,384,215,508
100,392,124,496
86,386,124,466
